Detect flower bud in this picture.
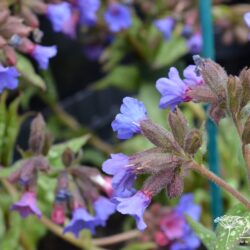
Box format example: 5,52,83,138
166,173,183,199
242,116,250,145
3,45,16,65
168,108,188,147
184,129,202,155
20,6,39,28
195,56,228,104
227,75,242,115
29,114,46,155
62,148,74,167
239,68,250,107
208,104,226,125
140,119,182,154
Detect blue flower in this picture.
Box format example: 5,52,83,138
47,3,72,33
183,65,203,86
63,207,97,237
93,196,116,226
244,12,250,28
0,65,19,93
78,0,100,26
187,33,202,54
154,17,175,40
31,45,57,70
104,3,132,32
116,191,151,231
102,153,136,197
170,194,201,250
112,97,148,139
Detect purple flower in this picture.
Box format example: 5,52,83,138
104,3,132,32
116,191,151,231
11,192,42,218
102,153,136,197
78,0,100,26
187,33,202,54
154,17,175,40
183,65,203,86
63,207,97,237
47,3,72,33
0,65,19,93
156,67,191,110
170,194,201,250
93,196,116,226
112,97,148,139
244,12,250,28
181,25,193,39
31,45,57,70
160,211,185,240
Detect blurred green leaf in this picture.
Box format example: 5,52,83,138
153,37,187,69
16,53,46,90
186,215,215,250
48,134,90,168
92,66,139,91
0,92,7,160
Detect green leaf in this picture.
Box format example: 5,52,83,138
16,53,46,90
186,215,216,250
92,66,139,91
0,92,7,160
48,134,90,168
215,204,250,250
153,36,187,69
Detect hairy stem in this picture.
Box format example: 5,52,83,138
191,162,250,209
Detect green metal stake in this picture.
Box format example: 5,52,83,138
198,0,223,223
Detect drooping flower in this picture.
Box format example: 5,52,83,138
154,17,175,40
78,0,100,26
160,211,185,240
156,67,191,110
112,97,148,139
187,33,202,54
116,191,151,231
30,45,57,70
102,153,136,197
11,191,42,218
51,202,65,225
46,2,72,33
104,3,132,32
0,65,19,93
93,196,116,226
244,12,250,28
63,207,97,237
183,65,203,86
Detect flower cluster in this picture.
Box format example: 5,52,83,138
9,114,115,238
143,194,201,250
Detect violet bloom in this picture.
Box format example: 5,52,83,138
160,211,185,240
244,12,250,28
156,67,191,110
116,191,151,231
102,153,136,197
47,3,72,33
63,207,97,237
0,65,19,93
31,45,57,70
104,3,132,32
78,0,100,26
154,17,175,40
11,192,42,218
170,194,201,250
112,97,148,139
183,65,203,86
93,196,116,226
187,33,202,54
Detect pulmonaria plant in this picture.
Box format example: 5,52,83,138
103,56,250,235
